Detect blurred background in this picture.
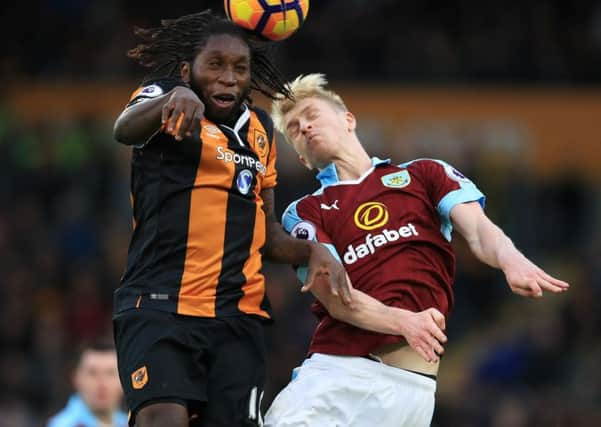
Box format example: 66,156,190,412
2,0,600,426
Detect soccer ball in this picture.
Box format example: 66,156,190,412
224,0,309,41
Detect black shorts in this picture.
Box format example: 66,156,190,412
113,308,268,427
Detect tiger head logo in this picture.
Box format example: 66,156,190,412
131,366,148,390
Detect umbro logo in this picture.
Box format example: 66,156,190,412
320,200,339,210
204,124,221,138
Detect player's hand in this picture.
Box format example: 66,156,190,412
398,308,447,363
161,86,205,141
302,244,354,307
504,256,570,298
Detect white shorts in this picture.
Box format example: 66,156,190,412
264,353,436,427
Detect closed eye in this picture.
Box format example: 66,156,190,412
307,110,319,120
287,121,299,138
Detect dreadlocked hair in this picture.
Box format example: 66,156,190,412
127,9,292,101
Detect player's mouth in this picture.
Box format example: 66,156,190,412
306,133,319,145
211,93,237,109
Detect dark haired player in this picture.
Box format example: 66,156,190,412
111,11,357,427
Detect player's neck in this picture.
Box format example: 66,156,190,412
333,150,372,181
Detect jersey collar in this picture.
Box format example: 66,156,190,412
218,104,250,147
316,157,391,187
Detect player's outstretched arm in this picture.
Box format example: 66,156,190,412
114,86,204,144
261,189,353,306
451,201,570,298
311,276,446,363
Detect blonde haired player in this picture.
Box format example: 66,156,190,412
264,74,569,427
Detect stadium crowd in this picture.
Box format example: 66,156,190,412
3,1,601,84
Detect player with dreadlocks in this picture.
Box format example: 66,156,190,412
111,10,352,427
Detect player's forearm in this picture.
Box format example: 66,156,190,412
469,217,520,270
264,218,312,264
321,287,407,335
113,94,169,145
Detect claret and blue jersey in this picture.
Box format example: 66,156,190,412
282,157,485,356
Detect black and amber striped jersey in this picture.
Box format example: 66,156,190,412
114,79,276,319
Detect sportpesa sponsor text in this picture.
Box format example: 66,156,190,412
216,146,266,175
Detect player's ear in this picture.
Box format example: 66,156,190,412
345,111,357,132
180,61,191,83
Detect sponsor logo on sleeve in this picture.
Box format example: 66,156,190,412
443,163,471,183
381,170,411,188
291,221,316,240
139,84,163,98
203,124,222,138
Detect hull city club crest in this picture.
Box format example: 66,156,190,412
131,366,148,390
254,129,268,158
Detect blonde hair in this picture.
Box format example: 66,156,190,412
271,73,347,138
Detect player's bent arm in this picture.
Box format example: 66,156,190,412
262,190,312,264
450,201,569,297
319,283,406,334
114,86,203,144
261,189,352,305
449,201,512,268
114,92,170,144
312,278,447,362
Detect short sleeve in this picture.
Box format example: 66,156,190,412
282,197,341,283
125,78,186,108
404,159,485,241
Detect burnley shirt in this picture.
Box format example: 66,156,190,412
282,157,485,356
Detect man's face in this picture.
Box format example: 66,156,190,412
73,350,123,414
284,97,350,169
188,33,251,125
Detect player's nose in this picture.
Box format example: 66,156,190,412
300,121,312,134
218,69,236,86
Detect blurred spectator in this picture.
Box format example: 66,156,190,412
3,1,601,84
45,340,127,427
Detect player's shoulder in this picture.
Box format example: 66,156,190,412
140,77,186,91
282,194,309,219
46,409,79,427
248,104,271,122
45,394,99,427
398,158,462,178
127,78,187,105
248,105,275,135
282,189,323,220
400,158,477,189
282,194,324,237
397,157,451,170
114,411,128,426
